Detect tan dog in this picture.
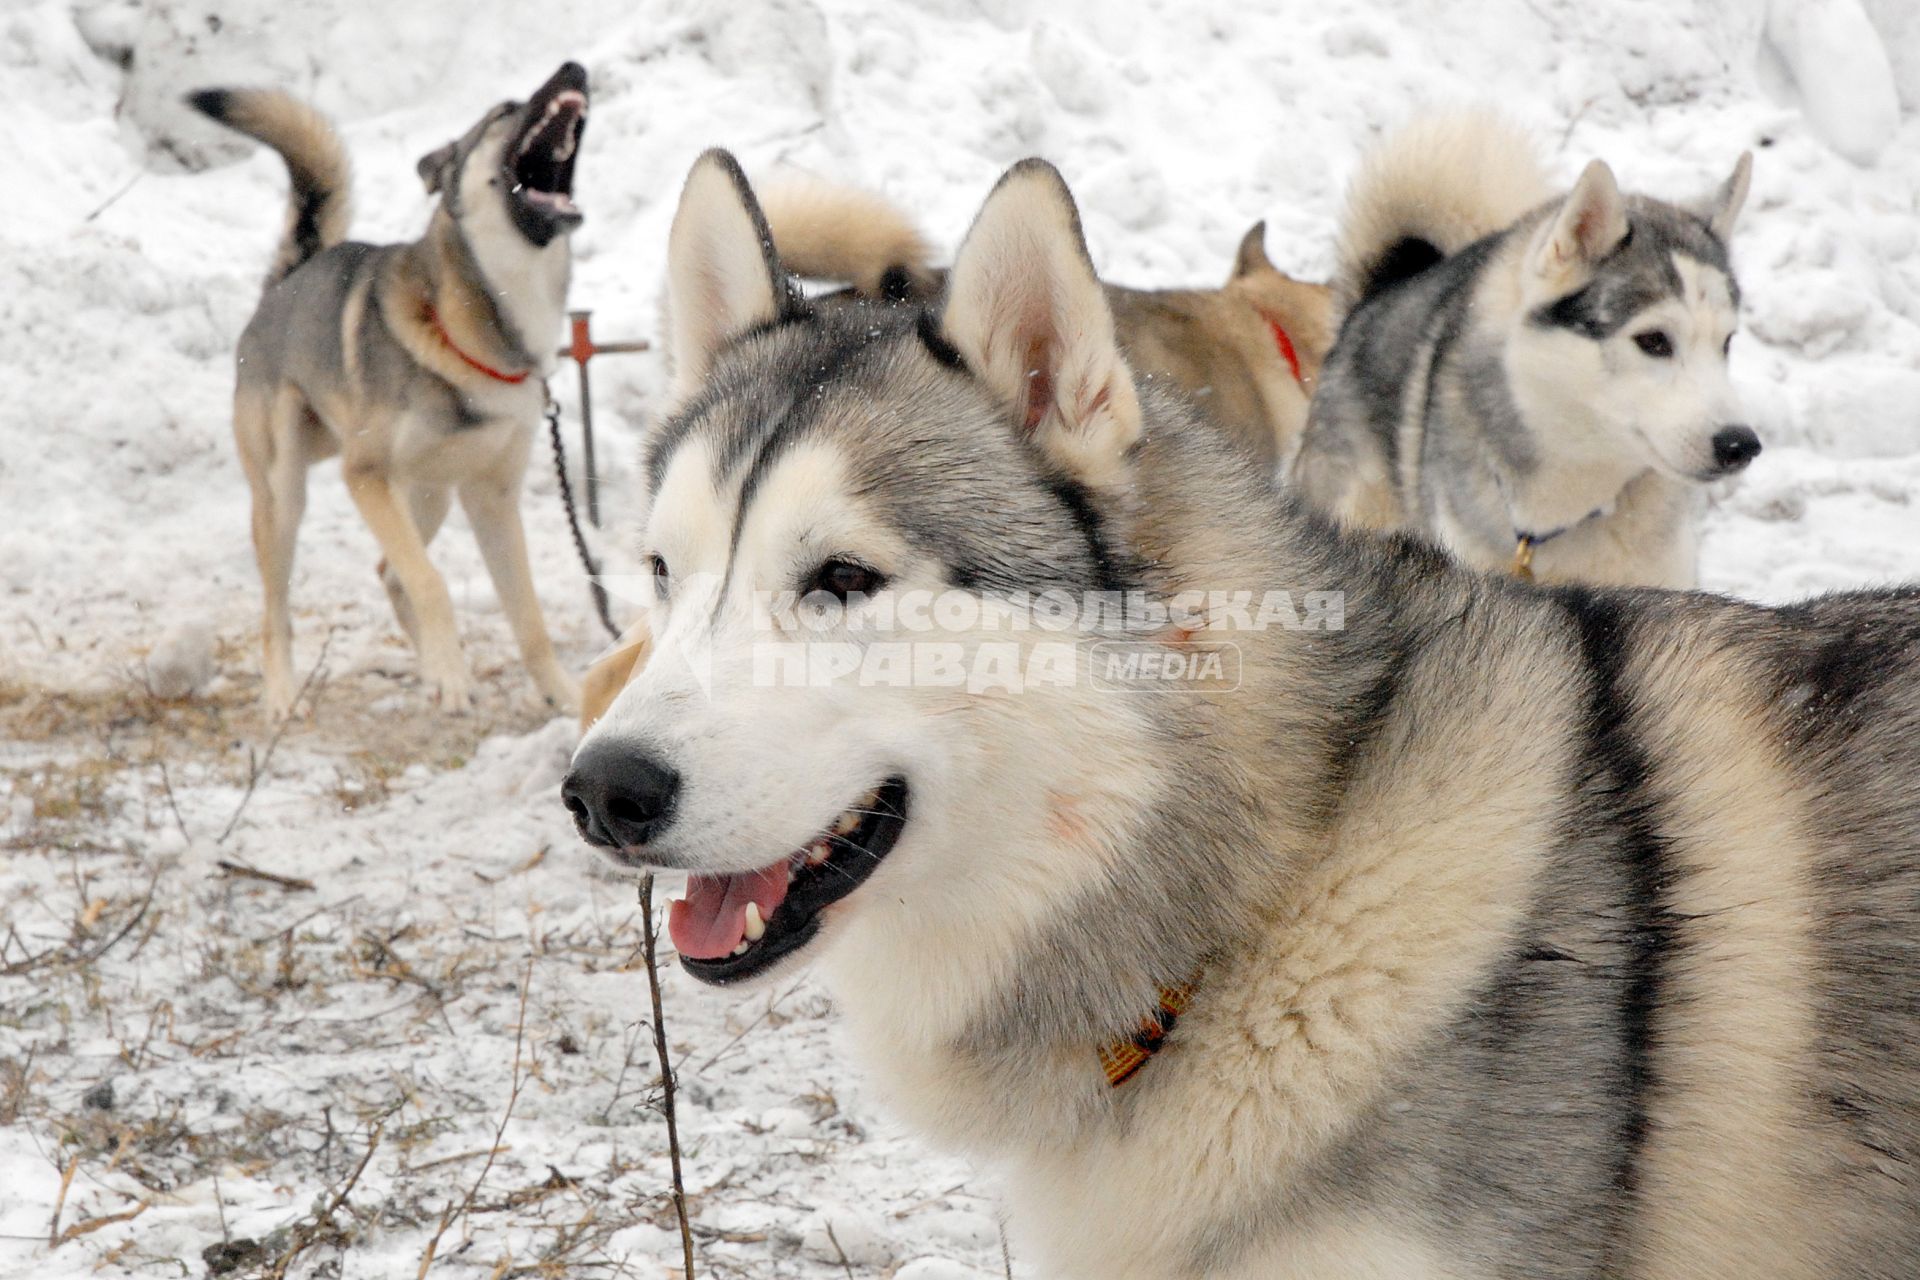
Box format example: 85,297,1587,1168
758,179,1332,470
578,621,650,733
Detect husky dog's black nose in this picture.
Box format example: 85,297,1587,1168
1710,425,1762,474
563,744,680,849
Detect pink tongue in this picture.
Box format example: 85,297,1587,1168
668,861,793,960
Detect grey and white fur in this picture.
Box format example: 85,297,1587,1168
563,149,1920,1279
1292,115,1759,587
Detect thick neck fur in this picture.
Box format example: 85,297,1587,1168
821,390,1430,1158
417,198,570,378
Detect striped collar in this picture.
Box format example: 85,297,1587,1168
1098,982,1196,1087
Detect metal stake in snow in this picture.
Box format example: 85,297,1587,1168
556,310,650,529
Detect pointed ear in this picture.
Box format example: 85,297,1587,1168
1230,221,1274,281
941,160,1140,490
1702,152,1752,241
417,142,456,194
663,149,799,405
1530,160,1629,284
579,618,652,733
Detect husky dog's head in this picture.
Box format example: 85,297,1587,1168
415,61,588,247
565,151,1166,999
1511,155,1759,482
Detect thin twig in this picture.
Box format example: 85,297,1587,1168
218,628,336,843
407,1145,509,1175
263,1117,384,1279
640,875,697,1278
598,1020,650,1125
156,762,193,846
417,957,534,1276
46,1158,77,1247
53,1200,147,1247
824,1223,855,1280
83,172,143,222
1,872,160,977
692,979,802,1075
214,860,316,893
251,895,361,946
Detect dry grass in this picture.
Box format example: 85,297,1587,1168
0,647,727,1278
4,874,667,1274
1,657,552,779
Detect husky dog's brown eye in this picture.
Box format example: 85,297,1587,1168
805,559,885,603
647,554,670,599
1634,330,1675,359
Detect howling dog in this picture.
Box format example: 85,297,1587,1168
754,177,1332,470
190,63,589,715
1292,115,1758,587
564,149,1920,1278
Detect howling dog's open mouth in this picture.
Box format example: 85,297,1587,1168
672,777,909,985
506,62,587,240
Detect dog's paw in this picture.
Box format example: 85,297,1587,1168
422,664,474,715
262,677,303,722
537,668,581,716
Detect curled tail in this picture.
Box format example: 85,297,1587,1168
1331,112,1551,321
757,176,938,301
188,88,352,289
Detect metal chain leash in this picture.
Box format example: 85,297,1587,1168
545,383,621,641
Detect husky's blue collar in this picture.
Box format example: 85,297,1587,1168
1511,504,1613,580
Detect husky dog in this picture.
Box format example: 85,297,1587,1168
189,64,590,715
1292,116,1758,588
756,179,1332,469
562,149,1920,1278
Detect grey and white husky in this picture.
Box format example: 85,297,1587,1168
563,150,1920,1278
189,64,590,715
1291,115,1758,588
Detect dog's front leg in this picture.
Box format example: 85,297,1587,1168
345,461,472,712
460,472,580,714
378,483,455,645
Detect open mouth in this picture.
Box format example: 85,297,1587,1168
671,777,909,985
506,63,587,237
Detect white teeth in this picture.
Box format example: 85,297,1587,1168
807,841,831,866
743,901,766,942
832,811,860,836
731,941,749,957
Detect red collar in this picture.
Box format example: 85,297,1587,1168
1254,307,1305,386
426,304,531,384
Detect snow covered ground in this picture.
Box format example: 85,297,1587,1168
1,1,1917,1276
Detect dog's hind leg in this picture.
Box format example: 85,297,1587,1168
344,452,472,713
378,484,452,646
460,464,580,714
238,384,311,718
